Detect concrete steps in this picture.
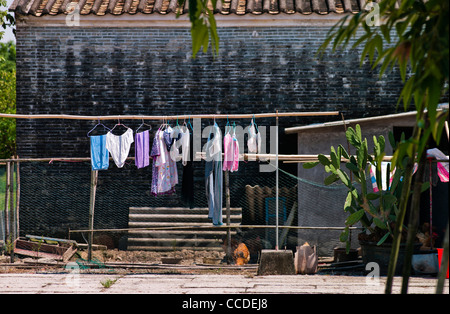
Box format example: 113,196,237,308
127,207,242,251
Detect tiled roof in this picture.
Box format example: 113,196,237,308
9,0,365,16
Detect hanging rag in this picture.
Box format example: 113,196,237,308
152,129,178,195
370,162,394,192
135,130,150,169
248,120,258,153
205,123,223,225
181,127,195,208
90,134,109,171
150,130,161,195
427,148,449,183
223,132,239,172
105,128,134,168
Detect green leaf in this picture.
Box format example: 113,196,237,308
340,227,349,242
339,144,350,159
191,20,208,58
376,232,390,246
344,191,353,211
335,169,350,187
345,209,365,226
388,131,397,151
367,193,380,200
318,154,331,166
357,138,367,169
421,181,430,193
355,124,362,142
302,161,320,169
346,127,360,147
345,162,359,173
374,218,388,230
324,173,339,186
382,194,397,210
330,150,340,169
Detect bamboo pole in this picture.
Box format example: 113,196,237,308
68,225,361,234
15,159,20,240
4,162,10,243
0,111,339,121
2,155,447,164
87,170,98,262
9,160,15,242
275,110,279,250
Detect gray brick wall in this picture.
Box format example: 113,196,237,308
16,26,404,158
14,25,405,245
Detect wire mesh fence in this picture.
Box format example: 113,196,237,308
1,157,359,262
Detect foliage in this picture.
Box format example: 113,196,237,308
1,0,15,43
0,69,16,159
304,125,409,251
317,0,448,293
0,41,15,72
177,0,219,58
318,0,449,163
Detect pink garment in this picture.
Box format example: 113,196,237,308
437,162,449,182
223,133,239,172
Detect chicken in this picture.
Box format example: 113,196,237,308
233,243,250,265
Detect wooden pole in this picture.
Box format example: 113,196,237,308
88,170,98,262
275,110,279,250
0,111,340,121
4,162,10,243
9,160,15,242
15,159,20,241
9,161,15,263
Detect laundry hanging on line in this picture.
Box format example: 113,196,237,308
106,128,134,168
205,122,223,226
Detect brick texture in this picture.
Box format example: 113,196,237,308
14,25,405,243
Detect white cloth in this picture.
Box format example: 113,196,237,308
106,128,134,168
208,124,222,161
170,126,190,166
181,127,190,166
248,121,262,154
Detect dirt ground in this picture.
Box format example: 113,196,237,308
0,249,260,275
76,248,227,265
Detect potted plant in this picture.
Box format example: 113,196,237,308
304,124,421,275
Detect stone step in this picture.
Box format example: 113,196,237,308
129,207,242,215
128,207,242,251
126,245,224,252
129,213,242,223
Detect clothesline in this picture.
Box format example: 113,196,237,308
0,111,339,120
1,154,448,163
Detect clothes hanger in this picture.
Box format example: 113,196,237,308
136,118,152,133
225,116,231,134
87,118,111,137
159,117,166,131
252,114,259,133
187,115,193,131
110,117,130,133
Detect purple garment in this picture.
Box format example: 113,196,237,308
135,130,150,169
150,131,161,196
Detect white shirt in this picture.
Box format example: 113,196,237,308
106,128,134,168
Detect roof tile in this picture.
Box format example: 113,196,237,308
10,0,364,16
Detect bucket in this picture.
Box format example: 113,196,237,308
437,248,449,279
